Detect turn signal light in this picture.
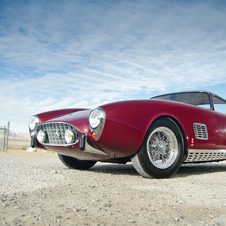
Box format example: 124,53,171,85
92,131,97,139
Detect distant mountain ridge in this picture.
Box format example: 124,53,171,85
0,126,30,140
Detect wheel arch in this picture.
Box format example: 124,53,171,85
131,115,187,178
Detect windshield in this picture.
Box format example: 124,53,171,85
152,92,212,109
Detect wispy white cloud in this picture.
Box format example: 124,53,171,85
0,0,226,132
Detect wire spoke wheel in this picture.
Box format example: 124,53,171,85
147,127,178,169
131,117,184,178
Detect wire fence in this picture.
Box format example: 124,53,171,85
0,122,10,152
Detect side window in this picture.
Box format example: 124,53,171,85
212,95,226,114
196,104,211,109
195,93,211,109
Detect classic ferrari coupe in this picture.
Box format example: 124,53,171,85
29,91,226,178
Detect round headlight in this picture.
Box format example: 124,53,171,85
29,115,39,131
89,108,105,129
65,129,74,144
37,130,46,143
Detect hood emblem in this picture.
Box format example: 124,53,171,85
55,129,61,138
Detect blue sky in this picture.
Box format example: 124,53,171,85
0,0,226,133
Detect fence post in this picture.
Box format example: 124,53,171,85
3,126,6,152
5,122,10,152
1,122,10,152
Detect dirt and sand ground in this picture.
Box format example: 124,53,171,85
0,139,226,225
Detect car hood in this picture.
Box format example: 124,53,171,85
43,109,92,134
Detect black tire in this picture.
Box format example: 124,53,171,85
58,154,96,170
131,117,184,179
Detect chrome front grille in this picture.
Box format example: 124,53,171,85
185,149,226,162
37,123,79,146
193,123,208,140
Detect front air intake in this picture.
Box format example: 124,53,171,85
37,122,79,146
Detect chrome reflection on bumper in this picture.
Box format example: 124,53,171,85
185,149,226,162
80,134,107,155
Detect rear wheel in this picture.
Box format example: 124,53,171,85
58,154,96,170
131,117,184,178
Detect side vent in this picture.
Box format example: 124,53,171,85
193,123,208,140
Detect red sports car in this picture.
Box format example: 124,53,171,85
29,91,226,178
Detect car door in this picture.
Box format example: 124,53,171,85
212,94,226,150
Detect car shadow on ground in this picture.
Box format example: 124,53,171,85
175,162,226,177
89,161,226,178
90,163,139,176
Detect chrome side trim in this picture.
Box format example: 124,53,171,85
185,149,226,162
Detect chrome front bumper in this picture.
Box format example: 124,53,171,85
79,134,107,155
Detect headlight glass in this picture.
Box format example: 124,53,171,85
37,130,46,143
89,108,105,129
65,129,74,144
29,115,39,131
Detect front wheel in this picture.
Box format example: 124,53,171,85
131,117,184,179
58,154,96,170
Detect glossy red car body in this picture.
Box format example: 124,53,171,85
29,91,226,178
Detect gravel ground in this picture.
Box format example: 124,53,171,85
1,151,226,226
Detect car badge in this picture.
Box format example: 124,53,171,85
55,129,61,138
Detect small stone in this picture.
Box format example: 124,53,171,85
74,208,81,212
101,203,111,207
3,203,9,208
128,219,135,223
27,147,37,152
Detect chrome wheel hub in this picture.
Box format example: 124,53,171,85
147,127,178,169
